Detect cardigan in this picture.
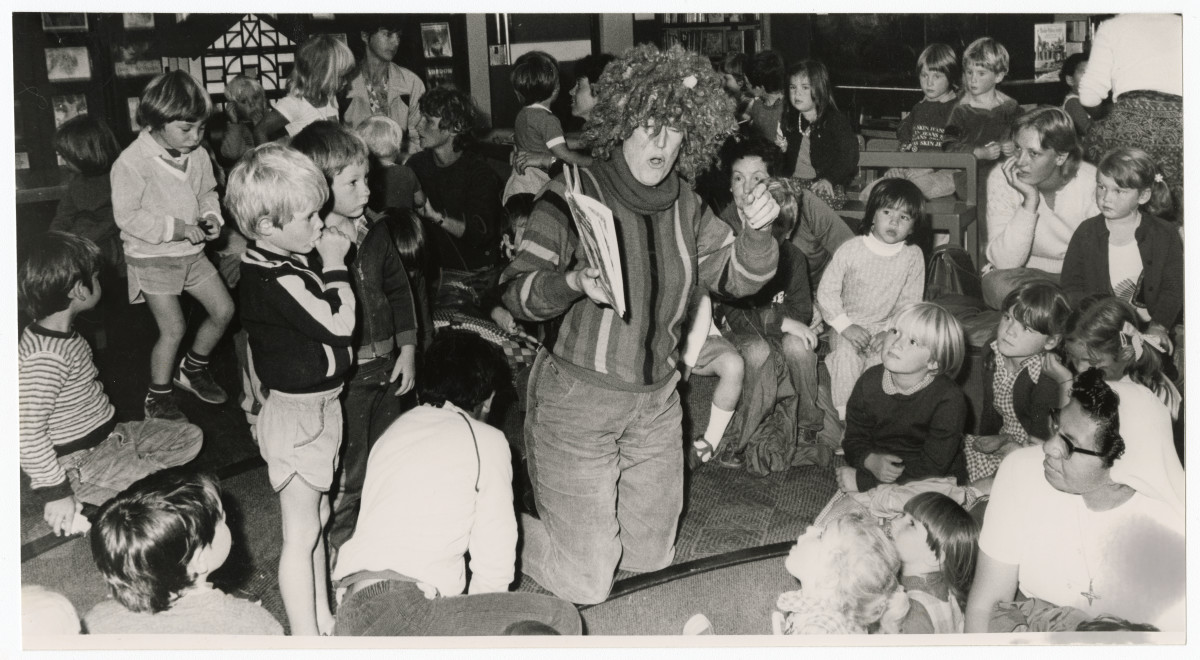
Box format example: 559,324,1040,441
1060,213,1184,327
977,345,1057,441
780,107,859,186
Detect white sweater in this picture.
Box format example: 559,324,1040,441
1079,14,1183,106
984,161,1099,273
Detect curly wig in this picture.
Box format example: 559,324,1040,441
584,44,736,180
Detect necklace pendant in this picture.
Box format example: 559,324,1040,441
1081,579,1101,607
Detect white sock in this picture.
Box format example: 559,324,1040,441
703,404,735,452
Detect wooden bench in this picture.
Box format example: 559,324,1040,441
839,151,980,264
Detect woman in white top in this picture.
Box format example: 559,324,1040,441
982,107,1098,309
965,369,1185,633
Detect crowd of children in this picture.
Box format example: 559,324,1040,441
19,18,1185,639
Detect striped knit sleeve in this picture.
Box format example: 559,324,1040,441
500,192,584,322
19,350,72,495
270,268,357,347
695,203,778,299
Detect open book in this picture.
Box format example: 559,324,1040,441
563,166,626,318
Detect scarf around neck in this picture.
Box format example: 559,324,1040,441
592,149,680,215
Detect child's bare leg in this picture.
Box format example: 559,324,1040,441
144,294,187,385
278,479,326,636
690,337,743,457
313,492,334,635
186,275,235,356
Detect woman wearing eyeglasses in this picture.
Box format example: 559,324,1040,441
964,368,1184,633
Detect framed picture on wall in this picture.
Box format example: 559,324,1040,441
123,13,155,30
52,94,88,127
42,13,88,33
421,23,453,59
113,41,163,78
45,47,92,82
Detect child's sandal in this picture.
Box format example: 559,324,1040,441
688,438,715,470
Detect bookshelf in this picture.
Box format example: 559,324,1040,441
658,13,768,57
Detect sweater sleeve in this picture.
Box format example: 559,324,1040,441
942,105,973,153
500,190,585,321
912,383,967,482
802,190,855,255
696,201,779,299
816,112,860,186
111,157,176,244
842,371,881,492
897,107,916,151
50,191,79,233
19,351,73,500
781,245,814,326
374,225,420,348
1077,23,1115,108
466,428,517,595
1058,222,1092,306
1148,224,1184,328
267,268,357,346
984,167,1037,269
892,247,925,314
816,241,852,333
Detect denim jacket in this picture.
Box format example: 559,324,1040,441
350,215,419,361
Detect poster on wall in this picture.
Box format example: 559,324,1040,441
42,13,88,33
113,41,163,78
45,47,92,82
426,65,454,89
421,23,453,58
1034,23,1066,78
52,94,88,127
123,13,155,30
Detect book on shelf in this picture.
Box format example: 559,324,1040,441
562,165,626,318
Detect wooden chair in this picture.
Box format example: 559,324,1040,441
838,151,980,264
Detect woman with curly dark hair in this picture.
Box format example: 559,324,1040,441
500,44,781,604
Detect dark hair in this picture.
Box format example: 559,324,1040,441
418,329,507,410
902,492,979,605
419,87,481,151
1001,280,1072,339
1076,615,1159,632
1065,297,1171,402
504,193,535,225
379,207,435,290
1097,147,1174,218
511,51,559,105
917,43,960,89
1011,107,1083,181
785,60,837,119
91,470,224,614
54,115,120,176
1060,53,1089,84
353,14,405,40
720,52,747,78
858,178,925,245
18,231,101,319
574,53,615,87
745,50,785,93
721,134,784,180
503,620,561,635
1070,368,1125,468
137,70,212,130
289,120,369,182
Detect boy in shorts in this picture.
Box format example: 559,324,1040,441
226,143,356,635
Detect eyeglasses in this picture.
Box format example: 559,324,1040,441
1048,408,1104,459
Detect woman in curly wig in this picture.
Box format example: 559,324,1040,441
501,44,782,604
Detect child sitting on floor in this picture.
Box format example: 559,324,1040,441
890,492,979,634
773,511,909,634
86,470,283,635
838,302,968,493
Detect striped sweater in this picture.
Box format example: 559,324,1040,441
19,324,115,500
239,242,357,394
501,156,778,391
111,130,222,259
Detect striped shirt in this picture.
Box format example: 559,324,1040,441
239,242,357,394
501,158,778,392
19,324,115,497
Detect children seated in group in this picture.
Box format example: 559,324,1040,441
837,302,967,493
256,34,357,141
779,59,859,209
945,37,1020,167
503,50,593,204
818,178,926,421
18,232,204,537
289,121,421,553
355,115,426,213
742,50,786,146
111,70,235,423
226,143,356,636
964,282,1073,485
52,115,124,275
1060,147,1183,349
1060,53,1091,137
86,470,283,635
773,512,909,635
891,492,979,634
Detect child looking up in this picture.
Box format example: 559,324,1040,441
355,115,426,213
818,178,926,419
52,115,123,273
779,60,859,209
1061,147,1182,344
289,122,420,555
503,51,592,204
773,512,909,634
228,143,356,635
256,34,357,141
890,492,979,634
112,70,235,422
837,302,967,493
86,470,282,635
945,37,1020,166
1060,53,1090,136
18,233,203,538
964,281,1073,484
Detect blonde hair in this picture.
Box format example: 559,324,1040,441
888,302,966,378
805,512,905,630
289,34,357,107
225,143,329,239
963,37,1009,75
355,115,404,162
224,75,267,125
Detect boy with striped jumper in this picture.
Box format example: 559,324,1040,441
18,232,202,537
